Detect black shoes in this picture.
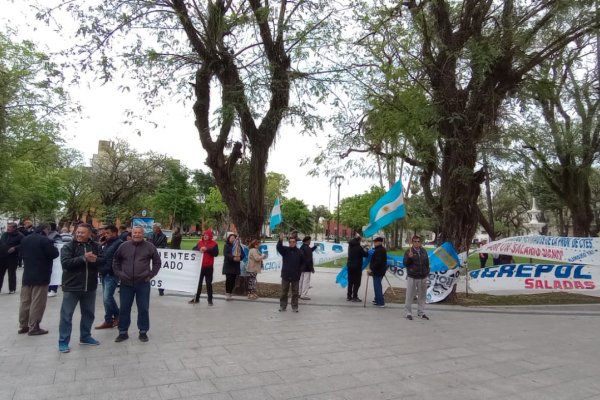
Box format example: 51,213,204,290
406,315,413,320
352,298,362,302
18,327,29,334
278,307,286,312
115,333,129,342
28,328,49,336
139,333,149,342
292,308,299,313
420,314,429,320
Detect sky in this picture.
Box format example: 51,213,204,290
2,1,377,210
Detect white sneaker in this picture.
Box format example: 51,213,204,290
47,291,57,297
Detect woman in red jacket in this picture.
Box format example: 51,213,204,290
189,230,219,305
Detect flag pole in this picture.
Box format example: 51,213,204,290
363,271,369,308
384,275,396,296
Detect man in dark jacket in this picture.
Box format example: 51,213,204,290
0,222,24,294
299,236,318,300
95,225,123,329
58,224,104,353
403,235,430,320
113,226,161,343
346,234,368,302
276,232,305,312
18,223,59,335
368,237,387,307
148,223,167,296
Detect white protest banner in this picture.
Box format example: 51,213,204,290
259,241,348,274
51,244,204,294
468,264,600,296
50,242,64,286
387,262,459,304
151,249,203,293
477,236,600,265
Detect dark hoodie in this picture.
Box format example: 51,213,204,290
195,230,219,268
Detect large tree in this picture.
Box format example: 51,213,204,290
49,0,339,240
325,0,599,249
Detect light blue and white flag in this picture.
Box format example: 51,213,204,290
270,197,282,231
362,180,405,237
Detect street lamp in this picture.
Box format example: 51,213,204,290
333,175,344,243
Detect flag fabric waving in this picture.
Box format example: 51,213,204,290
362,180,406,237
270,197,282,231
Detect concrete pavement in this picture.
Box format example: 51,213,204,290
1,266,600,400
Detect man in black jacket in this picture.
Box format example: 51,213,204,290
299,236,318,300
58,224,104,353
95,225,123,329
346,234,368,302
0,222,24,294
403,235,430,320
18,223,59,335
368,237,387,307
276,232,305,312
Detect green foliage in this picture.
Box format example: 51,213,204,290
264,172,289,214
281,197,312,234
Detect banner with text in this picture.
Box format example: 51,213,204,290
260,241,348,274
468,264,599,296
51,244,204,294
477,236,600,265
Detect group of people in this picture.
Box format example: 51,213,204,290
345,233,431,320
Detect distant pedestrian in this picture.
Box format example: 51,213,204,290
276,233,305,312
113,226,161,343
148,224,167,296
18,223,59,336
368,237,387,307
47,222,61,297
0,222,24,294
403,235,430,321
189,230,218,305
478,240,488,269
170,227,182,250
246,239,266,300
223,234,241,301
346,234,368,302
94,225,123,330
299,236,318,300
58,224,104,353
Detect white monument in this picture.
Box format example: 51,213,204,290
524,198,546,235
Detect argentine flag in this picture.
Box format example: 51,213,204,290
270,197,282,231
362,180,406,237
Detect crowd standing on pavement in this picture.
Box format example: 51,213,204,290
4,216,428,355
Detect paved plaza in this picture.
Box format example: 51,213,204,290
1,266,600,400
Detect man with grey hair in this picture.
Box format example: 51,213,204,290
18,223,59,335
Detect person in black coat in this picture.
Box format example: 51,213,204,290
299,236,318,300
18,223,60,335
148,224,167,295
222,234,241,300
95,225,123,329
0,222,24,294
346,234,368,302
276,232,305,312
368,237,388,307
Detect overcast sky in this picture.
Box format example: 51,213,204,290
2,1,377,210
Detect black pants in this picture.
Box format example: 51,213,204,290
195,267,213,302
347,267,362,299
479,255,488,269
225,274,237,294
0,257,18,292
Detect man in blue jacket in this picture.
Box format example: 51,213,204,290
276,232,305,312
58,224,104,353
95,225,123,329
18,223,59,335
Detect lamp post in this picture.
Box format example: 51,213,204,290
333,175,344,243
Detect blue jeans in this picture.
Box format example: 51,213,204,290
102,275,120,323
373,275,384,305
58,290,96,345
119,281,150,334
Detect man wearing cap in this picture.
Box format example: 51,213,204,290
403,235,430,320
277,232,305,312
368,237,387,307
